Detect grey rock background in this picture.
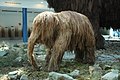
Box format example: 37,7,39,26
0,40,120,80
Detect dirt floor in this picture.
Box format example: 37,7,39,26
0,38,120,80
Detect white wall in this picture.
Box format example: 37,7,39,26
0,8,40,28
0,7,53,38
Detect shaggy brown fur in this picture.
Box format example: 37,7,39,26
28,11,95,71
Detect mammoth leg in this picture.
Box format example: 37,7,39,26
28,35,38,69
27,26,40,69
84,47,95,64
48,30,72,71
74,47,84,63
84,39,95,64
45,48,64,67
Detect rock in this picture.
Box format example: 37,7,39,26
97,54,120,63
104,65,112,70
8,70,24,80
35,51,45,55
8,71,18,75
24,49,27,52
39,45,46,51
0,75,10,80
36,54,46,61
118,73,120,80
8,71,18,79
49,72,75,80
34,48,40,52
34,44,46,54
0,51,8,56
13,44,20,47
20,74,28,80
101,69,119,80
0,41,9,50
44,78,49,80
112,64,120,70
18,48,25,55
89,65,102,80
69,69,80,78
15,56,22,62
89,66,95,75
20,43,28,49
17,48,28,61
63,51,75,60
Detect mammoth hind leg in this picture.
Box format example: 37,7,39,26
84,47,95,64
74,47,84,63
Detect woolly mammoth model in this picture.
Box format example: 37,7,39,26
28,11,95,71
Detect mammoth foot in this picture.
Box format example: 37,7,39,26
47,60,60,71
83,59,95,65
75,58,94,65
32,64,39,71
75,58,84,63
48,64,59,72
44,60,60,71
29,60,39,70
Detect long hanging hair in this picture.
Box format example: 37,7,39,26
32,11,95,49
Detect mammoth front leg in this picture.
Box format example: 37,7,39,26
27,27,40,69
28,38,38,69
48,30,72,71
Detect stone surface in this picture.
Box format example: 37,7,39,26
0,51,8,56
89,65,102,80
101,69,119,80
20,74,28,80
8,71,18,80
0,41,9,51
118,73,120,80
104,65,112,70
0,75,10,80
97,54,120,63
15,56,22,62
63,51,75,60
0,40,120,80
49,72,75,80
69,69,80,78
8,71,18,75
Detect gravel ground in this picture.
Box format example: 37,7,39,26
0,37,120,80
